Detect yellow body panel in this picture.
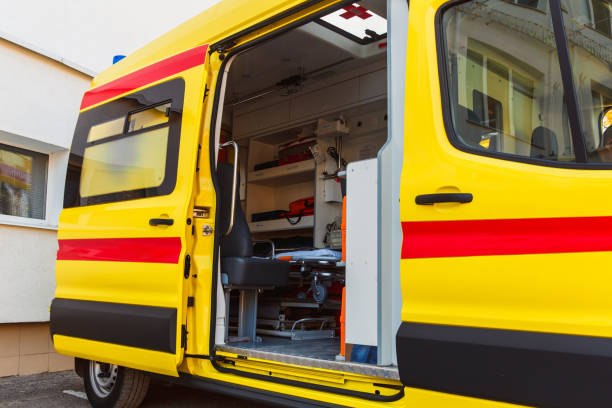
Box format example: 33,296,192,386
54,335,179,377
400,0,612,338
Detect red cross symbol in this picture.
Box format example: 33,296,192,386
340,5,372,20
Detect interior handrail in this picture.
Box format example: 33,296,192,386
219,140,239,236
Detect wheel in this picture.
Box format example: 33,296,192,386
83,360,150,408
312,282,328,303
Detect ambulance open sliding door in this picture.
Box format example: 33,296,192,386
397,1,612,407
51,45,211,377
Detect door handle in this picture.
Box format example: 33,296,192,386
415,193,473,205
149,218,174,226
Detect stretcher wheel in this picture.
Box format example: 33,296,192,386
312,282,328,303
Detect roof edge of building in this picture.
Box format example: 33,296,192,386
0,30,97,78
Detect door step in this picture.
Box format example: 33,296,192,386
216,343,399,380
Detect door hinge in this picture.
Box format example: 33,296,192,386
181,325,188,349
211,41,235,55
187,296,195,307
203,85,209,101
184,254,191,279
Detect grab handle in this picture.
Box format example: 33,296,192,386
219,140,239,235
415,193,473,205
149,218,174,226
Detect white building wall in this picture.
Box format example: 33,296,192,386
0,37,91,323
0,0,220,75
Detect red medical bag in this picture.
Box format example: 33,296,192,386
284,196,314,224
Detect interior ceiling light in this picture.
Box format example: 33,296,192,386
318,3,387,44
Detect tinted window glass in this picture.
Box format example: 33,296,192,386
64,78,185,208
562,1,612,162
443,0,575,162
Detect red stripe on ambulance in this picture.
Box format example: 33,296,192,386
80,44,208,110
57,237,182,263
401,216,612,259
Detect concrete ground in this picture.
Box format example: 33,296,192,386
0,370,273,407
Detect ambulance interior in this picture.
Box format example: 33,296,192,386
213,1,390,374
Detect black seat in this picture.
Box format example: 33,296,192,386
530,126,558,160
217,161,288,343
217,162,289,287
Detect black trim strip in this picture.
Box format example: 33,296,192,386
150,372,346,408
212,360,404,402
549,0,587,162
396,321,612,407
50,298,177,354
434,0,612,169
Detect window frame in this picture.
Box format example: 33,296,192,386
64,77,185,208
436,0,612,169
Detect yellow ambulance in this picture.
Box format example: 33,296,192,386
51,0,612,406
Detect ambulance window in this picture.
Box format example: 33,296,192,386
441,0,576,163
64,78,184,207
563,2,612,163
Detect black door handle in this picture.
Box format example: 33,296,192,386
415,193,473,205
149,218,174,226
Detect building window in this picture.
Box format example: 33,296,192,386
592,0,611,37
505,0,544,11
0,143,47,219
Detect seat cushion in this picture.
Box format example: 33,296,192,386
222,257,289,287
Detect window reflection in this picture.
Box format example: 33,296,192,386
444,0,574,161
563,1,612,162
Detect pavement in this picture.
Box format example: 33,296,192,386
0,370,273,407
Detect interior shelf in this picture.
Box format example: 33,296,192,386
248,160,315,186
249,215,314,233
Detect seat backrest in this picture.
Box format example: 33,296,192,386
216,162,252,258
530,126,558,160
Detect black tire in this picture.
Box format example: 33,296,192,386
83,360,150,408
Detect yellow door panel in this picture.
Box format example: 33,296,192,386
396,0,612,407
51,45,211,376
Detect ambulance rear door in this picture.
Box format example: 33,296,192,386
51,45,210,377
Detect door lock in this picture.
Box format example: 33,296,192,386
202,224,214,236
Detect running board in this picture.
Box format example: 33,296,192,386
216,344,400,380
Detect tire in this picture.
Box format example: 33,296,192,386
83,360,150,408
